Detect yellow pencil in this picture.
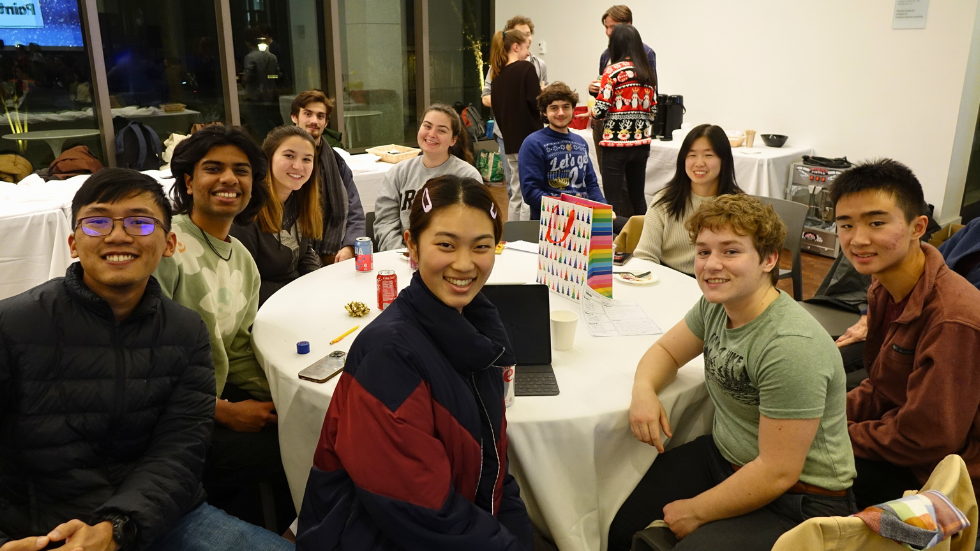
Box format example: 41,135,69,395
330,325,359,344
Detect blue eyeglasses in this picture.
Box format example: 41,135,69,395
75,216,169,237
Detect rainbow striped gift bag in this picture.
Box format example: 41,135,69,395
536,194,614,301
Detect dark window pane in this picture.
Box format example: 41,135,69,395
97,0,223,165
230,0,328,144
338,0,417,149
429,0,491,112
1,0,107,169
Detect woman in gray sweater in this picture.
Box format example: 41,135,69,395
373,104,481,251
634,124,742,276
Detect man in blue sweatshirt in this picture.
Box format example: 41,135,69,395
519,81,606,220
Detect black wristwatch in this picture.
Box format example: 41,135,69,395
102,512,138,549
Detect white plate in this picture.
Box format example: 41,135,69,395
614,272,660,285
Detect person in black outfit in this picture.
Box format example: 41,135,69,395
0,168,293,550
231,125,322,306
489,27,542,221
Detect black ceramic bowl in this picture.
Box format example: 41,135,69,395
761,134,788,148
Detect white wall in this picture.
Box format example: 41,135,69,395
497,1,980,222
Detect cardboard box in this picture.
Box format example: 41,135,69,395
928,223,965,248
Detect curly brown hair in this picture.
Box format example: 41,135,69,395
537,81,579,119
685,194,786,286
505,15,534,34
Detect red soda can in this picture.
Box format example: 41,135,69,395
377,270,398,310
355,237,373,272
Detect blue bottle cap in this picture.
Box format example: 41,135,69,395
297,341,311,354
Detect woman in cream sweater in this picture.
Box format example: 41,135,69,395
634,124,743,275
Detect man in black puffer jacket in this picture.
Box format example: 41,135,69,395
0,169,294,551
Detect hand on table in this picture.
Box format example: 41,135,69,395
629,389,672,453
835,314,868,348
334,246,355,263
216,399,277,432
663,499,703,539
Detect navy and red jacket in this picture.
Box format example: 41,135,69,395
297,272,533,551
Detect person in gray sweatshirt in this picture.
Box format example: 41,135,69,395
374,104,482,251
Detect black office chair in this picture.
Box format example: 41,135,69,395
633,523,677,551
503,220,539,243
756,195,807,300
365,211,377,250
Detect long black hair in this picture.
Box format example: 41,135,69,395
169,125,270,226
608,24,656,88
655,124,742,220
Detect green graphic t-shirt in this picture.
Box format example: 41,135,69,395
153,215,271,401
684,291,856,491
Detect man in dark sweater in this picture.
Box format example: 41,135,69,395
290,89,366,264
832,159,980,508
518,82,605,219
0,169,293,550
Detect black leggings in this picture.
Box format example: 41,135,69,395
601,144,650,232
607,435,856,551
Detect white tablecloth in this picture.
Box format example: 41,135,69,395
342,152,394,214
571,128,812,202
0,185,75,301
252,250,714,551
1,156,386,301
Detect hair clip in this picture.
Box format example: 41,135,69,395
502,30,507,38
422,188,433,213
489,202,497,220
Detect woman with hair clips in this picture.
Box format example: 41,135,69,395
373,103,481,251
230,125,323,306
490,27,541,222
634,124,743,276
297,175,534,551
592,23,657,233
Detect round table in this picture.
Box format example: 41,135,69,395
2,129,101,157
252,249,714,551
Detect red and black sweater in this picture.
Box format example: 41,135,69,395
592,60,657,147
297,272,533,551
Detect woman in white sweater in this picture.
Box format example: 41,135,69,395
634,124,743,275
373,104,482,250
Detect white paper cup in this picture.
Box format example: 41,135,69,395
550,310,579,351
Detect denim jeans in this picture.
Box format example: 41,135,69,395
147,503,294,551
608,434,857,551
502,152,530,221
495,135,513,190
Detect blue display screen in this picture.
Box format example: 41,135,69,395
0,0,85,49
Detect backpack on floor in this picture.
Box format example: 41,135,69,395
115,121,163,171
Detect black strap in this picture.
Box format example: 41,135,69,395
802,155,852,169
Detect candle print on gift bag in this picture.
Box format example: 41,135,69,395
536,194,613,300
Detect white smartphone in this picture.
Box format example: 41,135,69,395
298,351,347,383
